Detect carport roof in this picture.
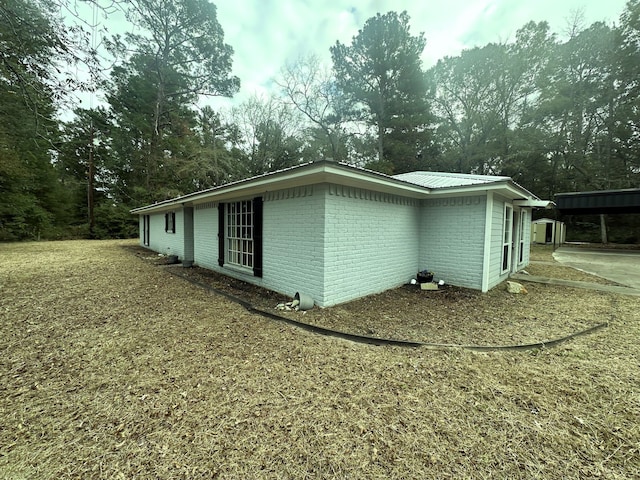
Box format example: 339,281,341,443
555,188,640,215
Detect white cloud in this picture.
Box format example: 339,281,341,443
72,0,629,114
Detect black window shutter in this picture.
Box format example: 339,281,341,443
164,213,168,232
253,197,263,277
218,203,225,267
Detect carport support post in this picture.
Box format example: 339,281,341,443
600,214,608,244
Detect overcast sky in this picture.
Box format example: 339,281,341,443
72,0,628,114
209,0,627,108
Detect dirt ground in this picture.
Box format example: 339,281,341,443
1,240,639,479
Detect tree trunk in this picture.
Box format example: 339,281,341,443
88,124,95,238
600,214,608,244
377,122,384,162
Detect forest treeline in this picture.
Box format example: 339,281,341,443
1,0,639,240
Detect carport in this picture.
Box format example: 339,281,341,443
555,188,640,243
555,188,640,215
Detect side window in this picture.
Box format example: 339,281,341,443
501,204,513,273
143,215,150,246
226,200,254,268
218,198,263,277
165,211,176,233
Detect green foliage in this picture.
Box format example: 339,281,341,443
230,95,304,176
123,0,240,98
427,10,639,202
331,11,435,172
93,202,139,239
0,0,73,240
2,2,640,242
104,0,241,211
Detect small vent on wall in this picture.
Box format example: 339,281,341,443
195,201,216,210
425,196,482,208
328,184,417,206
265,186,314,201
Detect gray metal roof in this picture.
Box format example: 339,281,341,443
392,171,511,189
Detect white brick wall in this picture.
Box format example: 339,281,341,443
191,185,421,307
138,186,533,307
418,196,486,290
193,191,326,304
323,185,420,306
262,185,326,303
141,210,184,259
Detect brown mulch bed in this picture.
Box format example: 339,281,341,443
2,240,639,479
129,244,613,346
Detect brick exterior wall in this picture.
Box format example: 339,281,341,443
141,210,184,259
262,185,326,304
418,195,486,290
138,184,535,307
323,184,420,306
192,190,326,305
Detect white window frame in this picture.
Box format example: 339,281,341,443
518,210,527,265
226,200,254,269
501,204,513,274
143,215,150,246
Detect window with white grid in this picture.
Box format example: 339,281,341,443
226,200,254,268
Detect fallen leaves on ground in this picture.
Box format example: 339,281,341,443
1,240,638,479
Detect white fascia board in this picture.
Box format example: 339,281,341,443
428,181,536,201
130,201,182,214
185,163,430,204
513,199,555,208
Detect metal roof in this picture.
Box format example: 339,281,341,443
393,171,511,189
555,188,640,215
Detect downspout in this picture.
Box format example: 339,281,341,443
481,191,494,292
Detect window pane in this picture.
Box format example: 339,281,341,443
503,245,509,271
226,200,254,268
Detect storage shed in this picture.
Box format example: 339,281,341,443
531,218,565,245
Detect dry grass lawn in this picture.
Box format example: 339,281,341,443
1,240,639,479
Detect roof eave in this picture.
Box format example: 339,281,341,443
428,180,538,200
514,199,555,208
130,161,432,214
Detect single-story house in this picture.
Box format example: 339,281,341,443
531,218,566,245
131,160,551,307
